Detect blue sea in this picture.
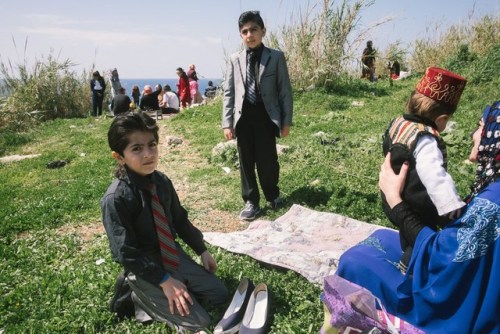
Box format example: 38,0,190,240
120,78,222,97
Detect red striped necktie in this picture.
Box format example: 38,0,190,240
149,183,180,271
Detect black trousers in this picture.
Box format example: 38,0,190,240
92,91,104,116
235,102,280,205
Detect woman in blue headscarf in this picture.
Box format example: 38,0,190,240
336,101,500,333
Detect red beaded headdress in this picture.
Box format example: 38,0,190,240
416,67,467,107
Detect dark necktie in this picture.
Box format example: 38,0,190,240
246,51,257,104
149,183,179,271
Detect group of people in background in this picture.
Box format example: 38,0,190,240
90,66,219,117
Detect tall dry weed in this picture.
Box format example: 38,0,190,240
267,0,390,89
0,50,92,132
410,15,500,73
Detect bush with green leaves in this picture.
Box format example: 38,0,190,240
0,53,92,132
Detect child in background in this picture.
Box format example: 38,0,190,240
382,67,467,273
101,112,228,332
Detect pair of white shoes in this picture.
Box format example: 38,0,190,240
214,278,269,334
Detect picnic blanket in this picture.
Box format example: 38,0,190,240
204,204,390,285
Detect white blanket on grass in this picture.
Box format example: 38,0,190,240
204,204,390,285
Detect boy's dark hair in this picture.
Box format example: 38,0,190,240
406,91,456,121
238,11,265,30
108,112,159,156
163,84,171,92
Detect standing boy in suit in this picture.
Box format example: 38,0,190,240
222,10,293,221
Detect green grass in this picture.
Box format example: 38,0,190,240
1,49,499,332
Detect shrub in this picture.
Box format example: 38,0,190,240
409,15,500,73
267,0,381,89
0,53,91,132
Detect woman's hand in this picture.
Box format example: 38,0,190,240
201,250,217,273
160,277,193,316
379,153,408,209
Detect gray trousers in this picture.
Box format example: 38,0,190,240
127,247,228,332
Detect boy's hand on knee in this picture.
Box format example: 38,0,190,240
160,277,194,316
201,250,217,273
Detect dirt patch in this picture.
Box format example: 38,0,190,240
56,221,105,243
156,123,244,233
0,154,41,163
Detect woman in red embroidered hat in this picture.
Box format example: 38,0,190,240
381,67,468,273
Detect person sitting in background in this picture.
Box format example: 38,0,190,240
388,60,401,80
155,84,164,107
139,85,161,111
159,85,180,114
111,87,132,116
204,81,217,99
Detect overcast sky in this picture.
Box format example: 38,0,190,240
1,0,497,79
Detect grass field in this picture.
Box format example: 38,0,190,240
0,70,497,333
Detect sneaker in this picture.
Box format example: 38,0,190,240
267,196,283,210
239,201,261,221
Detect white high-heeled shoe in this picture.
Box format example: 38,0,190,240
239,283,269,334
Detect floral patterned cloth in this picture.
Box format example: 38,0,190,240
204,204,388,284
